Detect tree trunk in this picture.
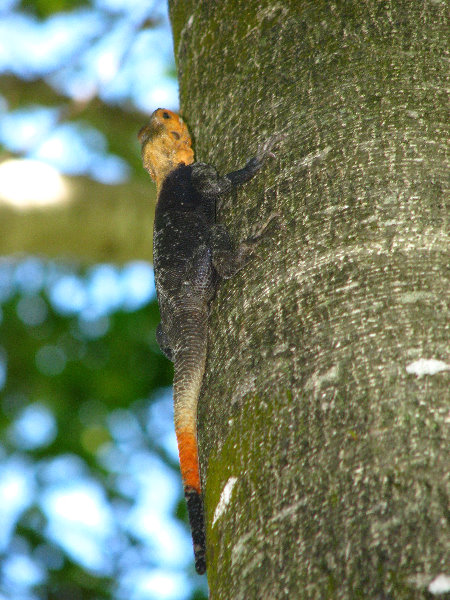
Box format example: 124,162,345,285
169,1,449,598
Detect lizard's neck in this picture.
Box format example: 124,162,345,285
142,136,194,193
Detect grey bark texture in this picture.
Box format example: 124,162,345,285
168,1,449,598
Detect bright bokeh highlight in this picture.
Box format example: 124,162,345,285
0,159,69,208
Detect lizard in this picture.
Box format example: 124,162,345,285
138,108,281,574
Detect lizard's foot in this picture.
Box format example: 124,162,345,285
255,133,286,164
247,212,281,243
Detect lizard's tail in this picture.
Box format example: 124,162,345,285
173,322,207,574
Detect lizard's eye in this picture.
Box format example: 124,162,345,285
162,111,170,119
171,131,181,140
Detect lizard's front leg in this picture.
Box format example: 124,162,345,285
225,134,284,187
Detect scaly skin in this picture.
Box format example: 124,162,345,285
139,108,280,574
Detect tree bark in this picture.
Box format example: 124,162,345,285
169,1,449,598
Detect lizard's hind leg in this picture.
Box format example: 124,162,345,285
156,323,173,361
211,214,279,279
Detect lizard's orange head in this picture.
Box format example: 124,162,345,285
138,108,194,188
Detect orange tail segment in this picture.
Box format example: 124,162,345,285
176,427,206,574
176,428,201,492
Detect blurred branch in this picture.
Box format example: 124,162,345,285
1,75,67,108
0,74,158,264
0,175,156,263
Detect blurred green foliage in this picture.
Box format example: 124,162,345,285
21,0,90,19
1,274,168,460
0,259,208,599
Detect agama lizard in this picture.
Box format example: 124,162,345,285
139,108,280,574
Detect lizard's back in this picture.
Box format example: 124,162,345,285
153,163,217,350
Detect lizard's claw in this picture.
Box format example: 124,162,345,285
247,212,282,244
255,134,286,163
